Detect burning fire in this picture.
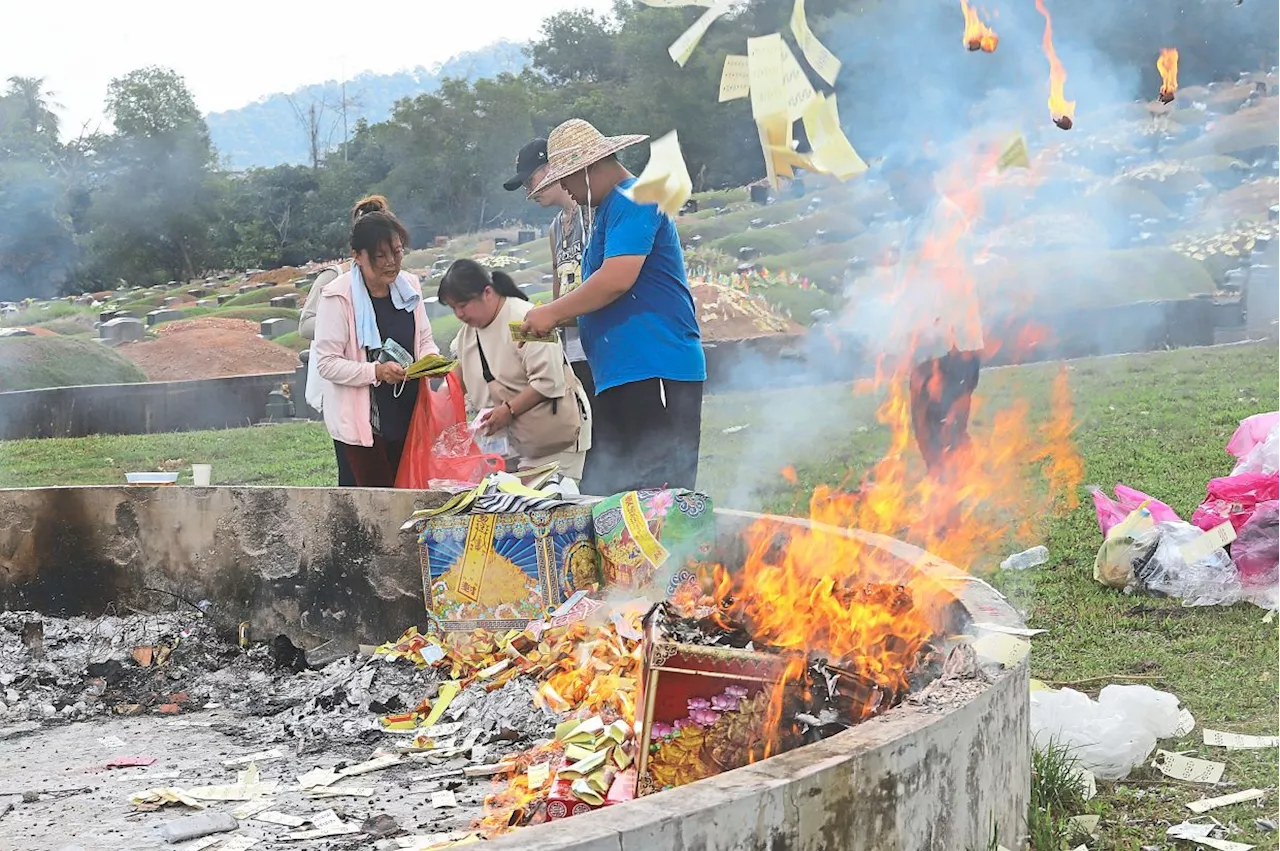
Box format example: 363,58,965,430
1035,0,1076,129
1157,48,1179,103
707,140,1083,756
960,0,999,53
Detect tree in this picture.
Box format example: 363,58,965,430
106,66,204,139
85,67,219,285
529,10,620,85
5,76,62,141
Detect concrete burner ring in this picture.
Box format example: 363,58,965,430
0,487,1029,851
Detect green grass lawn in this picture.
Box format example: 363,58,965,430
0,343,1275,849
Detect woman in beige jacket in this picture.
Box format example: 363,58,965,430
438,259,591,481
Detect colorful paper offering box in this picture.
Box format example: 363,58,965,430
591,489,716,599
417,506,601,633
635,607,796,797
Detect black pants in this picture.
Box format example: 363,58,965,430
334,439,356,487
582,378,703,496
909,350,981,473
570,360,598,486
339,437,405,488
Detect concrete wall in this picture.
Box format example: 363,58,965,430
0,490,1030,849
0,485,448,645
0,371,301,439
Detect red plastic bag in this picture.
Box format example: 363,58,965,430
395,374,504,489
1091,484,1181,537
1191,472,1280,533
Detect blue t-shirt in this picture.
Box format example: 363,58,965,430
579,178,706,393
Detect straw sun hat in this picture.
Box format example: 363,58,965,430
529,119,648,198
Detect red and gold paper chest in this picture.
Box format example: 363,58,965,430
634,608,797,797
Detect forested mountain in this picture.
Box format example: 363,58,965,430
206,41,528,169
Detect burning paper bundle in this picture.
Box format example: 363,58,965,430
1157,48,1179,104
959,0,998,53
635,578,944,795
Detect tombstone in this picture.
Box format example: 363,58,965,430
737,246,759,260
748,218,766,229
517,230,536,245
196,299,212,307
187,288,207,299
146,309,183,327
162,296,180,307
494,236,510,248
255,282,273,290
0,328,34,338
260,317,299,340
99,309,118,324
681,199,699,215
540,274,554,285
269,294,299,309
749,184,770,204
238,285,254,294
217,273,232,281
100,317,145,344
217,294,235,306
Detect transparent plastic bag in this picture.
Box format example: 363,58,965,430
1030,684,1181,780
1233,424,1278,476
1134,521,1244,607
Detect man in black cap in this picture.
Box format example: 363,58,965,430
504,138,597,474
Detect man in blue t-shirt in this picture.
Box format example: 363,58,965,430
521,119,706,495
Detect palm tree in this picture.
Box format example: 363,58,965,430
6,76,62,139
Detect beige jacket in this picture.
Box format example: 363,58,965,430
454,297,592,477
299,263,349,341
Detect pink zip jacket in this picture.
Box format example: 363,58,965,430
314,270,438,447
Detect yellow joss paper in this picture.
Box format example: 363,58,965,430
790,0,841,86
420,681,460,728
747,34,787,121
628,130,693,216
667,2,731,67
718,54,750,102
570,778,605,806
780,42,817,122
527,762,551,790
564,743,597,763
801,94,867,180
997,132,1030,171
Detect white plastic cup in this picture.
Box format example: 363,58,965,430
191,464,212,487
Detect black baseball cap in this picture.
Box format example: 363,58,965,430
503,138,549,191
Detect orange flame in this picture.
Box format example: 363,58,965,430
714,141,1084,756
960,0,999,53
1034,0,1076,129
1157,48,1179,103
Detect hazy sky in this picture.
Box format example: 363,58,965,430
3,0,615,138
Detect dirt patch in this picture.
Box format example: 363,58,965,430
693,282,805,341
246,267,306,285
116,318,300,382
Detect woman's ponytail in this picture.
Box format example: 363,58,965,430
490,270,529,301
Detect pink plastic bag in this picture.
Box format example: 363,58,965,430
1091,484,1181,537
1233,500,1278,587
1191,473,1280,533
1226,412,1279,460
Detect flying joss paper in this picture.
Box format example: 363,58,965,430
627,130,694,215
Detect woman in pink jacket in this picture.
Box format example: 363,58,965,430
314,206,438,487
